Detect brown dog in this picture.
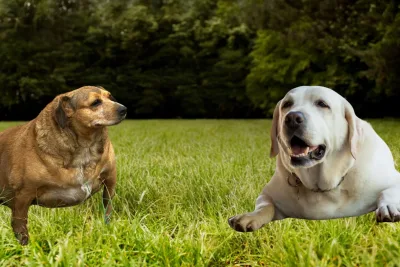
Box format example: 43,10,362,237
0,86,127,245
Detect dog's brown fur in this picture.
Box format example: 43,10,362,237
0,86,127,245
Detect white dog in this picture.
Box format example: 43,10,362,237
229,86,400,232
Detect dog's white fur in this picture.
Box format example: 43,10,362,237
229,86,400,232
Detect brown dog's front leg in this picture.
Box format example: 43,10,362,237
11,195,32,245
102,169,116,224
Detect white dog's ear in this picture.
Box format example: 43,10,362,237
270,100,282,158
344,100,361,159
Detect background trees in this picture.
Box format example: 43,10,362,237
0,0,398,119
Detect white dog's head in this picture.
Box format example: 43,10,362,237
270,86,360,169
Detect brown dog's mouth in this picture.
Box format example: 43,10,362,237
94,118,125,127
290,136,326,160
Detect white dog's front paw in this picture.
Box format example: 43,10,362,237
228,213,265,232
376,204,400,222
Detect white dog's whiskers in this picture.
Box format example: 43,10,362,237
277,135,291,154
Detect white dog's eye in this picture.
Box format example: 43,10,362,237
316,100,330,109
282,101,293,109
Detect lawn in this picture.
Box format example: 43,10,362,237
1,119,400,266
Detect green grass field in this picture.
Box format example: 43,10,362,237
1,119,400,266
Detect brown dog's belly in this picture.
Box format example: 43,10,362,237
34,184,102,208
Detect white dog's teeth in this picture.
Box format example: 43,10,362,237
292,153,307,158
305,147,310,154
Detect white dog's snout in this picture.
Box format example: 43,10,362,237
285,111,305,129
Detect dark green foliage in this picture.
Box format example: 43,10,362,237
245,0,400,117
0,0,399,119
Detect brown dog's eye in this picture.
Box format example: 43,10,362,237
316,100,330,108
91,99,102,107
282,101,293,109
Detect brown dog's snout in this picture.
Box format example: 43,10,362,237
285,111,305,129
117,105,127,117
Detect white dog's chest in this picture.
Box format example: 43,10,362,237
272,186,376,220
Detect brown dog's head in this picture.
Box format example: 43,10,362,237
54,86,127,130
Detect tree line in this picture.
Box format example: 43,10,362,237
0,0,399,120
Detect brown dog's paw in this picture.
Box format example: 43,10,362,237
104,213,112,225
15,232,29,246
228,213,263,232
376,204,400,223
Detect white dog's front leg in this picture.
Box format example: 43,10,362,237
376,184,400,222
228,194,275,232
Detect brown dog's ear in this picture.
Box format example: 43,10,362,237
54,96,73,129
344,100,362,159
270,100,282,158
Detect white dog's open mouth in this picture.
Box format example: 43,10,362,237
290,136,326,162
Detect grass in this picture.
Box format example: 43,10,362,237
0,119,400,266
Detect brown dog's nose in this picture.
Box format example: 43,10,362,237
118,106,127,117
285,111,305,129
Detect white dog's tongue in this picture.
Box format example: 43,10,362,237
291,145,318,156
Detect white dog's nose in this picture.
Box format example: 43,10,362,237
285,111,305,129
